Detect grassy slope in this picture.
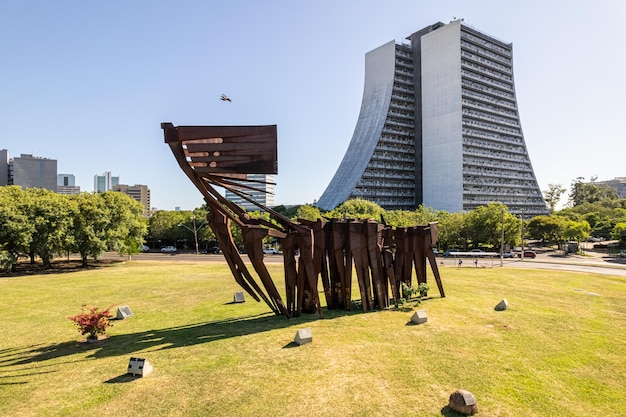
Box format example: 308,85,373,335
0,261,624,417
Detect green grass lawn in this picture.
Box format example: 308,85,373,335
0,260,624,416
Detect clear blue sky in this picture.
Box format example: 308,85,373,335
2,1,624,210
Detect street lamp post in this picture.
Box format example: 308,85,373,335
178,217,207,255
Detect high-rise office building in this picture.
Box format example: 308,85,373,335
0,149,9,186
57,174,81,194
94,171,119,193
112,184,151,213
318,20,548,217
225,174,275,211
8,153,57,191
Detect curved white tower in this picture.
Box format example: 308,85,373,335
318,20,548,217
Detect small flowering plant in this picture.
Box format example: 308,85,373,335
68,305,113,340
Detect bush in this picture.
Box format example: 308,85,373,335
68,305,113,340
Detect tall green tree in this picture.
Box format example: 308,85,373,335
543,183,566,213
24,188,73,267
569,176,618,207
100,191,148,256
0,187,34,270
68,193,110,267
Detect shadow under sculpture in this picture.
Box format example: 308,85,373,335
162,122,444,319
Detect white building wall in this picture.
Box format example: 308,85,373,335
421,21,464,212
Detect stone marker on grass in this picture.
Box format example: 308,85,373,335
448,389,478,415
294,328,312,345
494,298,508,311
127,357,153,377
116,305,133,320
410,309,428,324
233,291,246,303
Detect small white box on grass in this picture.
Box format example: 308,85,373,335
294,328,312,345
127,357,153,377
410,309,428,324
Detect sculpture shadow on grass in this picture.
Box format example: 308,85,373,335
2,308,364,376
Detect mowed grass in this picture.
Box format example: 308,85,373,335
0,260,624,417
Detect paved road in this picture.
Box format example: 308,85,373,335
114,249,626,277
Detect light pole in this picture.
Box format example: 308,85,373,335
520,209,524,261
178,217,207,255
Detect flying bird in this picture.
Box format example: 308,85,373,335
220,94,232,102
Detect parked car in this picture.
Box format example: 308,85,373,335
443,249,460,257
203,247,220,254
263,248,279,255
141,245,150,252
432,248,439,256
470,249,485,257
160,246,177,253
501,251,515,258
517,250,536,259
620,250,626,258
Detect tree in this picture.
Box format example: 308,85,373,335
569,176,618,207
99,191,147,257
563,220,591,246
543,183,566,213
0,186,34,270
296,204,322,221
527,215,566,246
24,188,73,268
463,202,516,248
436,211,466,250
68,193,110,267
327,198,384,220
611,222,626,244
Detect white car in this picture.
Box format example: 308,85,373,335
160,246,177,253
620,250,626,258
263,248,279,255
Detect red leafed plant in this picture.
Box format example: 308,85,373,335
68,305,113,340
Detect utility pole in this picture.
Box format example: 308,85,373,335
500,207,505,267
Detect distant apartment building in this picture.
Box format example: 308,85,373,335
224,174,275,211
57,174,81,194
0,151,57,191
113,184,151,212
94,171,119,193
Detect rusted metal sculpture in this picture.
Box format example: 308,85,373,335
163,122,444,318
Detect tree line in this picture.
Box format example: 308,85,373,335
0,186,147,270
2,177,625,270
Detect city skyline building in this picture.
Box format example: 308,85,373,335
94,171,119,193
112,183,151,213
1,152,58,191
224,174,275,211
317,20,548,217
57,173,81,194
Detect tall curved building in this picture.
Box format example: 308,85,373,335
317,20,548,217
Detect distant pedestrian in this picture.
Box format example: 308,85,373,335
457,259,462,268
474,258,478,268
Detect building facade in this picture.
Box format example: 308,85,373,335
94,171,119,193
57,174,81,194
5,153,58,191
112,184,151,212
318,20,548,217
225,174,275,211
